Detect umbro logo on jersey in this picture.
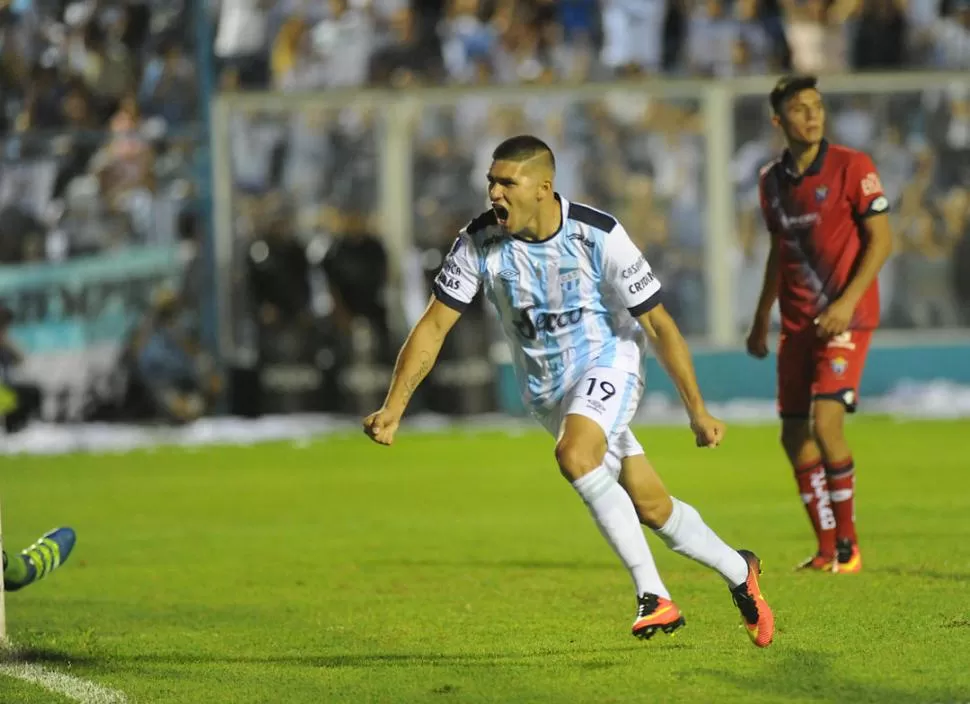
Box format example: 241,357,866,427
499,269,519,281
568,233,595,249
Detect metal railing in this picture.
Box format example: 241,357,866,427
211,72,970,362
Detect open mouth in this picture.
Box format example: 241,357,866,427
492,204,509,225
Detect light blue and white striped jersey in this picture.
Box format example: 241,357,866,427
432,194,663,413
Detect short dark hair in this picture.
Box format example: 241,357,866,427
769,74,819,115
491,135,556,171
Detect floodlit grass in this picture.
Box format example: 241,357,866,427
2,419,969,703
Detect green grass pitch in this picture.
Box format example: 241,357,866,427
1,418,969,703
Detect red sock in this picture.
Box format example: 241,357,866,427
826,458,857,543
794,460,836,557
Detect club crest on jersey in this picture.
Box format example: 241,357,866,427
559,269,580,292
831,356,848,376
559,256,580,292
815,186,828,202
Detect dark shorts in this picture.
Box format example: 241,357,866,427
777,330,873,419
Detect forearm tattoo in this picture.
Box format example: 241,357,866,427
402,351,432,402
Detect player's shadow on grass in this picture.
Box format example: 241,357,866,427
363,558,618,572
868,566,970,583
62,645,661,671
1,647,98,668
701,647,965,704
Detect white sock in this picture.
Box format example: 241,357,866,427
572,466,670,599
654,498,749,588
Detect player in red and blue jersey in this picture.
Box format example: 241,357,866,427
746,75,894,574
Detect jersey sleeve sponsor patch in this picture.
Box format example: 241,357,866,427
860,172,883,197
433,233,483,312
601,224,662,315
849,154,889,218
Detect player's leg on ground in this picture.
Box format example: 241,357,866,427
619,447,774,648
778,331,837,568
619,452,747,586
782,417,837,567
812,399,861,572
615,451,672,529
2,527,76,592
556,415,682,639
557,414,668,598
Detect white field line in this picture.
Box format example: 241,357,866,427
0,659,129,704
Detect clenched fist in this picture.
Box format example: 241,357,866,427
362,408,402,446
690,412,726,448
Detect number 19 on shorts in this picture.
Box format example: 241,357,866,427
560,367,641,438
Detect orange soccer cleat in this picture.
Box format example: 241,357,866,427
631,593,685,640
832,539,862,574
731,550,775,648
795,552,836,572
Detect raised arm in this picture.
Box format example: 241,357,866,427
372,297,461,422
363,230,483,445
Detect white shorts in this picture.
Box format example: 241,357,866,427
534,366,646,479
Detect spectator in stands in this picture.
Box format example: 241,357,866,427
780,0,849,73
930,0,970,69
214,0,271,88
852,0,908,69
0,304,42,434
600,0,668,75
0,183,46,264
321,207,390,355
439,0,500,83
370,6,444,86
247,199,313,327
73,9,137,111
50,81,102,197
729,0,775,75
96,97,154,193
685,0,737,77
898,206,963,326
135,290,221,424
270,15,326,90
139,35,197,125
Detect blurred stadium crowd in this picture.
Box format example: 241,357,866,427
0,0,968,426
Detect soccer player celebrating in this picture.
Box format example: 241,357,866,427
2,527,76,592
364,135,775,647
746,75,893,574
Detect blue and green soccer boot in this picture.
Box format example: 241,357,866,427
2,527,76,592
